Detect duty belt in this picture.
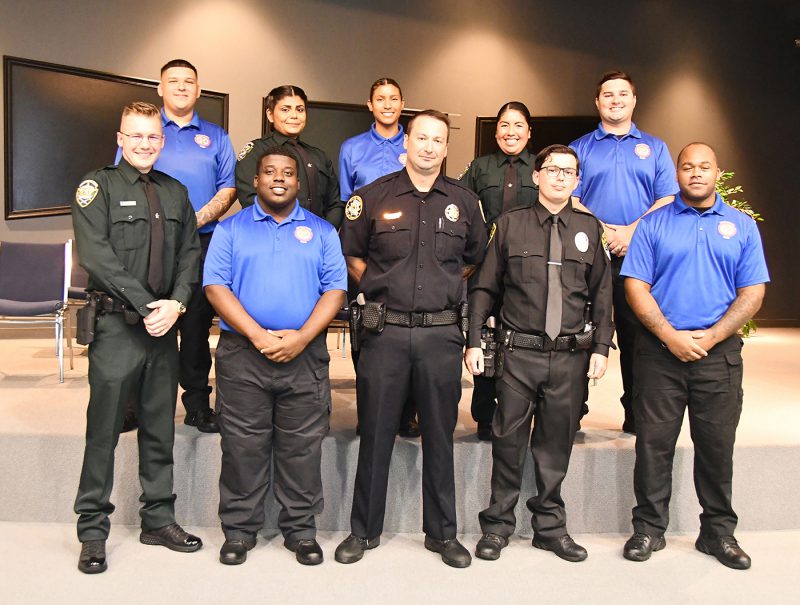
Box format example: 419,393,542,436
86,291,128,313
502,329,592,352
385,308,459,328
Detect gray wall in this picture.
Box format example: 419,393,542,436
1,0,797,322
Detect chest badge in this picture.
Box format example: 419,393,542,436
75,180,99,208
194,134,211,149
634,143,651,159
444,204,460,222
345,195,363,220
237,141,254,160
397,153,407,167
294,226,314,244
575,231,589,253
717,220,737,239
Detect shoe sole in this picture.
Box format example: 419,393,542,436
140,533,203,553
532,539,588,562
334,538,380,564
694,539,751,570
623,536,666,562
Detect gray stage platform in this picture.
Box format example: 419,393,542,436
1,329,798,534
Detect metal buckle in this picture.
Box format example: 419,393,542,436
409,312,425,327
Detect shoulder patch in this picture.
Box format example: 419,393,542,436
457,161,472,180
345,195,363,220
477,199,486,223
487,222,496,246
237,141,254,161
75,180,99,208
601,232,611,260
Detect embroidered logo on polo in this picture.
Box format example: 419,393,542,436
398,153,407,167
574,232,589,253
194,134,211,149
444,204,460,222
634,143,651,159
75,180,99,208
717,221,737,239
345,195,363,220
237,141,254,160
294,226,314,243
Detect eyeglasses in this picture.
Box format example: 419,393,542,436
539,165,578,179
119,132,164,145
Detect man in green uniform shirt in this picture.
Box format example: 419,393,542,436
72,101,202,574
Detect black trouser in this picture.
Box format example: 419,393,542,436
75,313,179,541
471,375,497,425
631,331,744,538
611,254,641,423
478,345,587,539
216,331,331,542
179,232,216,415
350,323,463,540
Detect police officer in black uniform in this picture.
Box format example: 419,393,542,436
465,145,613,562
72,102,202,574
235,84,343,228
459,101,538,440
335,110,487,568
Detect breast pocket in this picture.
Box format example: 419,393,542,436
371,218,412,261
109,204,149,251
508,243,544,284
435,220,467,262
563,238,595,290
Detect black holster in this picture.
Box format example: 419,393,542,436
76,294,100,345
349,303,362,352
481,326,498,378
459,302,470,333
361,300,386,333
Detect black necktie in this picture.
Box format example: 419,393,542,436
502,156,519,213
545,215,563,341
140,173,164,295
286,138,319,215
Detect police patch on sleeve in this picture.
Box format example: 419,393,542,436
601,232,611,259
345,195,363,220
444,204,460,222
488,222,496,246
457,161,472,180
574,231,589,253
237,141,254,161
75,180,99,208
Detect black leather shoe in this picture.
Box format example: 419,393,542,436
623,532,666,562
695,534,751,570
220,537,256,565
533,534,588,562
398,418,421,438
476,422,492,441
78,540,107,574
424,536,472,568
185,408,220,433
140,523,202,552
285,538,324,565
335,534,380,564
475,533,508,560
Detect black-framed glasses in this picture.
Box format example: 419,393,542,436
540,165,578,179
119,132,164,145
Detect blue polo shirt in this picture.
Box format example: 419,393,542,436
203,200,347,332
115,109,236,234
570,123,678,225
621,194,769,330
339,123,406,201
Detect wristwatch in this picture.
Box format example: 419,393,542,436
176,300,187,315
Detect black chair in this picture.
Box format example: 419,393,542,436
0,240,73,382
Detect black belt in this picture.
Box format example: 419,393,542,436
385,308,459,328
87,291,128,313
502,329,591,352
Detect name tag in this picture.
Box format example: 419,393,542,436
119,200,137,207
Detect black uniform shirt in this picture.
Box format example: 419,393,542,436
468,201,614,355
72,158,201,317
235,131,343,228
459,148,538,227
340,169,487,312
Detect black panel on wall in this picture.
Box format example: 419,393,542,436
475,116,599,157
3,56,228,219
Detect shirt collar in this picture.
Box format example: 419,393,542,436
533,199,573,227
269,131,297,146
594,122,642,140
117,157,152,185
673,193,725,216
161,107,200,130
369,122,405,145
252,199,305,223
495,148,532,168
394,169,449,198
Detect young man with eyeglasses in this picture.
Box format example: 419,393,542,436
73,101,202,574
465,145,613,563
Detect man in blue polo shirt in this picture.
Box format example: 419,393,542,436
620,142,768,570
570,70,678,434
117,59,237,433
204,148,347,567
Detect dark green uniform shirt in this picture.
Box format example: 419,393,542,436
235,132,344,228
459,148,538,228
72,158,201,317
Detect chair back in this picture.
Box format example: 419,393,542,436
0,240,69,305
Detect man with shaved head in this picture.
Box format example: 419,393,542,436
619,142,769,569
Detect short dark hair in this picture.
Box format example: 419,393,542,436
255,147,298,174
266,85,308,112
596,70,636,97
534,144,580,172
160,59,198,77
406,109,450,140
676,142,718,166
495,101,532,124
369,77,403,101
